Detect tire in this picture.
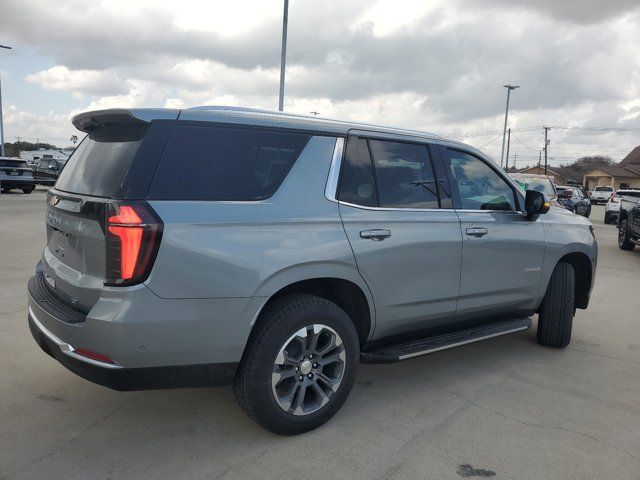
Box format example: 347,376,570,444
604,212,611,224
537,261,575,348
22,187,34,194
618,218,636,250
233,294,359,435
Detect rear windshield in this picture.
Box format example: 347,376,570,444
55,124,147,197
148,125,311,201
594,186,613,191
618,190,640,198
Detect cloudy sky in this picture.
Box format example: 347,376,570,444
1,0,639,167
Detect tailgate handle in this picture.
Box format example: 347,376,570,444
466,227,488,238
360,229,391,241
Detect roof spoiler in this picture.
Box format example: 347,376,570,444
72,108,180,133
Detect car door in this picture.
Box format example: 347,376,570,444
573,187,590,216
34,159,48,183
632,196,640,234
439,146,546,320
42,159,60,184
335,134,462,339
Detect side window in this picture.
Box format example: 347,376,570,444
149,125,310,201
369,140,439,209
338,137,377,207
446,149,517,211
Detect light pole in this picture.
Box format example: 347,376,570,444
278,0,289,112
0,44,12,157
499,84,519,169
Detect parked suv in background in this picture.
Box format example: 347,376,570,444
27,107,598,434
617,189,640,250
0,157,36,194
33,157,68,186
603,190,639,224
556,185,591,217
591,186,614,204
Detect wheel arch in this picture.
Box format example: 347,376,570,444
251,275,374,348
551,252,593,310
618,208,629,223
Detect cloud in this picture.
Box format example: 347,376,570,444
1,0,639,163
457,0,640,24
26,66,127,97
2,104,76,144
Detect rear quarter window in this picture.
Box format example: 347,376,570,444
148,125,310,201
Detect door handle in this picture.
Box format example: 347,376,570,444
466,227,488,238
360,229,391,241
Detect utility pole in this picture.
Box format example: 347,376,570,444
514,154,517,169
278,0,289,112
543,127,551,175
504,128,511,171
500,84,520,168
0,44,12,157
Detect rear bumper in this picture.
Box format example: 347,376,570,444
34,178,56,186
0,176,35,189
27,272,254,390
28,307,238,391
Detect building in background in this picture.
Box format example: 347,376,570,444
513,165,569,185
583,145,640,190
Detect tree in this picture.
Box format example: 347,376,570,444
2,141,60,158
557,156,613,183
70,135,78,146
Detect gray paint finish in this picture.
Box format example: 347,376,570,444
146,136,366,302
339,205,462,338
29,107,597,375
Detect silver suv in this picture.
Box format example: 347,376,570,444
28,107,597,434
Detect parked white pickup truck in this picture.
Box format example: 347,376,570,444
591,185,615,204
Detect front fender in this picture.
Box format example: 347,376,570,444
538,212,597,302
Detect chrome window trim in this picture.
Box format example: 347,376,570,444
337,200,441,213
338,201,525,215
325,137,345,203
325,135,526,215
29,306,123,369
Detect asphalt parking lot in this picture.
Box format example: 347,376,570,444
1,188,639,480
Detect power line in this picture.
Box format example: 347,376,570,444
510,132,540,151
443,124,640,139
551,125,640,132
475,133,504,148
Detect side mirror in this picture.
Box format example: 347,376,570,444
525,190,550,220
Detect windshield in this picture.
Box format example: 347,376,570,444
510,175,556,197
595,186,613,192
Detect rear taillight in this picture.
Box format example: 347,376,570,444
105,202,162,286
